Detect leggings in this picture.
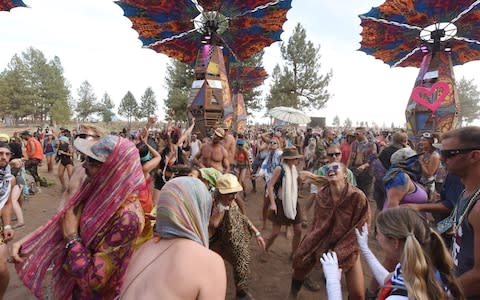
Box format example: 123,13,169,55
25,158,41,184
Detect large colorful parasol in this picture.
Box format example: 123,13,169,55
116,0,292,65
229,65,268,92
359,0,480,137
0,0,26,11
359,0,480,68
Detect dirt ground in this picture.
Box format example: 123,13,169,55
5,161,383,300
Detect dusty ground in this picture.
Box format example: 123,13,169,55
5,161,382,300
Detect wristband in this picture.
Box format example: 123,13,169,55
65,238,81,250
255,231,261,237
3,225,12,230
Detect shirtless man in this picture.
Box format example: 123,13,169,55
195,128,230,173
213,122,236,166
57,124,104,211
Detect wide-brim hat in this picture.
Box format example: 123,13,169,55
216,173,243,194
74,135,118,163
281,147,303,160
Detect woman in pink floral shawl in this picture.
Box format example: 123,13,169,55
12,135,147,300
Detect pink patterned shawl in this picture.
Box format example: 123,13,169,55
15,137,146,299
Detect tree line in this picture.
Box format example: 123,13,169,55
0,47,157,127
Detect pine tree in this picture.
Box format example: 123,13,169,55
99,92,115,123
164,60,195,121
118,91,138,128
456,77,480,125
138,87,157,119
75,80,98,121
266,23,332,110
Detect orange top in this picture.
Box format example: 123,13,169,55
26,137,44,160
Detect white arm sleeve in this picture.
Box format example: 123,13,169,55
359,245,390,285
325,279,343,300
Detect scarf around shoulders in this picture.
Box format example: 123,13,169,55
16,137,146,300
281,163,298,220
0,165,13,210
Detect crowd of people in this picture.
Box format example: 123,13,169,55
0,119,477,300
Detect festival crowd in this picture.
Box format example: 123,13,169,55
0,118,478,300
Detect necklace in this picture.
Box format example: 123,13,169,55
454,187,480,234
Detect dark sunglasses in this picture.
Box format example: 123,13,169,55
85,156,103,166
270,141,278,145
440,148,480,159
327,152,341,157
76,133,99,139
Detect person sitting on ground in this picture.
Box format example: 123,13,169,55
120,177,226,300
290,162,369,299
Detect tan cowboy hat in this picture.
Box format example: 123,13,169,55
281,147,303,160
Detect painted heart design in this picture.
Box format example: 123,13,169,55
411,82,450,113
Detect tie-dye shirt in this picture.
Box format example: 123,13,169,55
63,193,144,300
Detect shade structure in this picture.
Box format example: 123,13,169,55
116,0,292,65
268,106,311,125
0,0,26,11
359,0,480,67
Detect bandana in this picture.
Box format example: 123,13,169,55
0,165,13,210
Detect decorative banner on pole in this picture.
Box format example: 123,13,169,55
405,51,460,140
410,82,450,113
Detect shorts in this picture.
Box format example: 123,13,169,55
268,197,302,225
60,157,73,167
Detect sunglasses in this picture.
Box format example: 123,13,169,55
326,164,340,173
76,133,99,139
327,152,341,157
270,141,278,145
85,156,103,167
440,148,480,159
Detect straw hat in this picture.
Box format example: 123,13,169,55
214,128,225,138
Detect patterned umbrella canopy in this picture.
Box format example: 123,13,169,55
0,0,26,11
229,65,268,92
116,0,292,65
359,0,480,67
268,106,311,125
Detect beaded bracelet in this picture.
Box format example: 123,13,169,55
65,237,81,250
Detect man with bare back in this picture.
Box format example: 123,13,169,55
195,128,230,173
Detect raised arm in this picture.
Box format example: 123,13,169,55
176,118,196,147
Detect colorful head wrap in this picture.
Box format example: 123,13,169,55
16,136,146,299
199,167,222,188
155,177,212,247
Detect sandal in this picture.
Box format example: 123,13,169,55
13,223,25,229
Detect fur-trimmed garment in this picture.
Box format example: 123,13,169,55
293,184,369,277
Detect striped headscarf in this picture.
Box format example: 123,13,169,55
155,177,212,247
15,136,146,300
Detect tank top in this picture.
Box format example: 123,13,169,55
26,137,44,160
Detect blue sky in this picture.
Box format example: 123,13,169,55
1,0,479,127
